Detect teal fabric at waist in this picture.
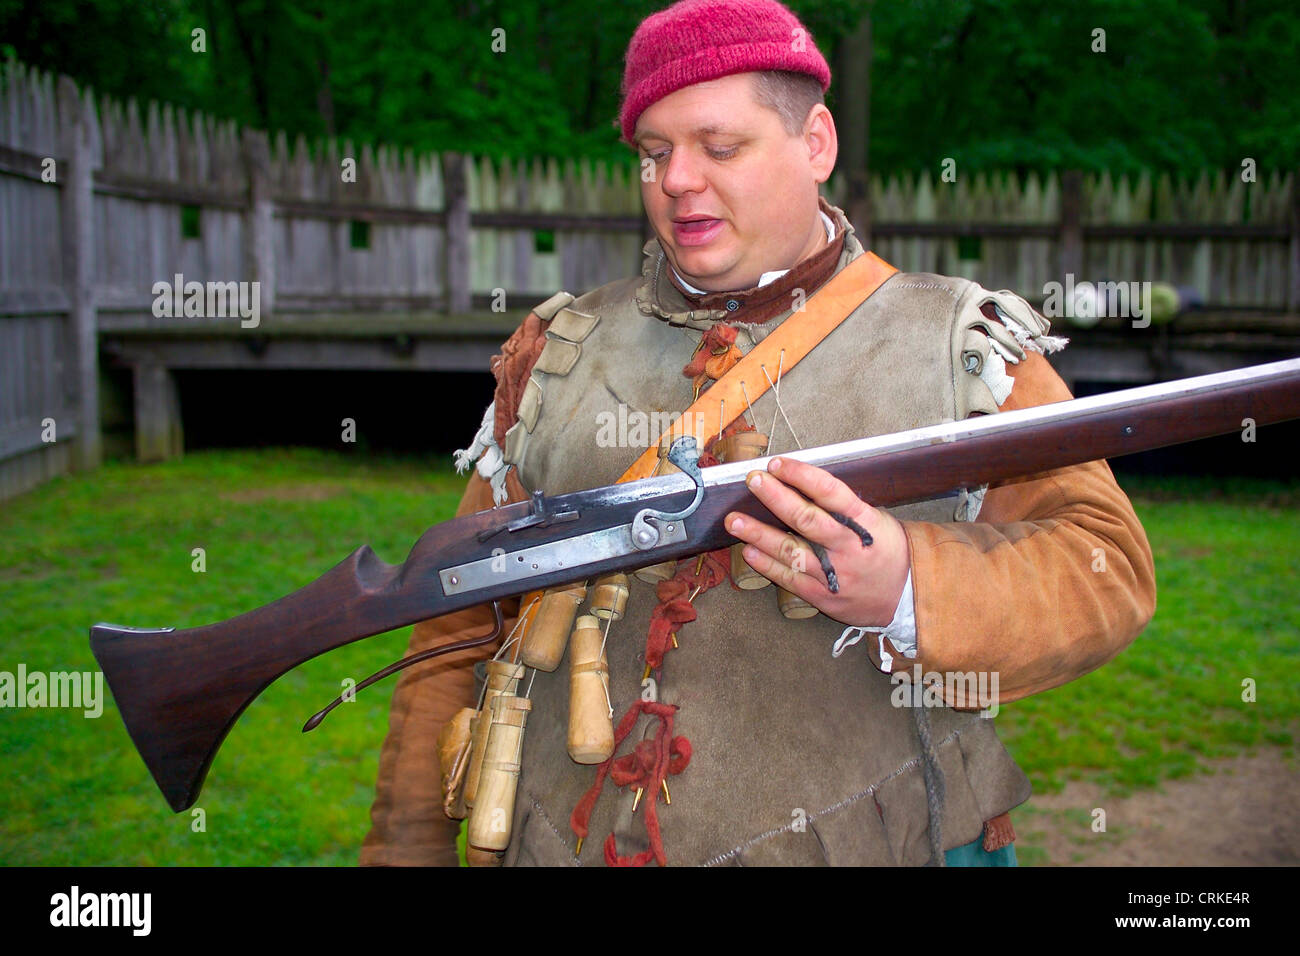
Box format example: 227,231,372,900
945,834,1018,867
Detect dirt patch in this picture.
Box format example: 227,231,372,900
220,484,346,504
1015,749,1300,865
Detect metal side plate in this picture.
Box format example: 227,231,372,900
440,518,689,596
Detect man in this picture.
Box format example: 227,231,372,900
361,0,1155,867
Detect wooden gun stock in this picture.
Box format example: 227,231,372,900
90,546,447,811
91,358,1300,812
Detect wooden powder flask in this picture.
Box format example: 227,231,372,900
465,846,504,867
590,572,630,621
466,693,532,852
776,531,820,619
437,706,477,820
521,582,587,672
463,658,525,808
777,586,820,620
633,439,682,584
567,614,615,764
717,431,773,591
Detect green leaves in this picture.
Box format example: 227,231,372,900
3,1,1296,180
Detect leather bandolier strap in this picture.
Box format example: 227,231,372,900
618,250,898,482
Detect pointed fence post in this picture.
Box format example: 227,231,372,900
57,75,100,470
443,151,471,313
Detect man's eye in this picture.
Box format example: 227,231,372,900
647,150,670,163
708,147,738,160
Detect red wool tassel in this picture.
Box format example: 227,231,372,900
570,700,689,867
569,700,658,847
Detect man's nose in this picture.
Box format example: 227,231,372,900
659,148,707,197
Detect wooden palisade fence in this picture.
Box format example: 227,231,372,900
1,57,1298,501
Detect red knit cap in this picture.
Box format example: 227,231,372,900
619,0,831,145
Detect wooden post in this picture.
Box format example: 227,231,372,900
241,128,275,317
133,363,183,462
443,151,471,313
57,75,100,470
1289,168,1300,313
1059,169,1084,285
836,11,873,246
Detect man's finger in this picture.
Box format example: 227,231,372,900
740,543,825,601
767,456,874,523
745,467,861,549
726,514,825,584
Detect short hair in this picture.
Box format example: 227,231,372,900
751,70,825,136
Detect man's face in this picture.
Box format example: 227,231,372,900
634,72,836,292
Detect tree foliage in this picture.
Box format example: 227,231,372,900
2,0,1296,174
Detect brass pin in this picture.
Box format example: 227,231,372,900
687,585,702,604
671,633,678,648
643,662,653,681
661,779,671,805
575,836,584,857
694,554,705,575
632,787,644,813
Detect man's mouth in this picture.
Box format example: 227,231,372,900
672,216,724,246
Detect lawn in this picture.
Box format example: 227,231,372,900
0,449,1295,865
997,473,1300,794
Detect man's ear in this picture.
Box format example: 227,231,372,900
803,104,838,184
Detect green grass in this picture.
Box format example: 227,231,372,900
995,471,1300,797
0,448,465,865
0,453,1296,864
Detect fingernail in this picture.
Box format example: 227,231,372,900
769,457,783,473
730,516,745,533
748,472,762,489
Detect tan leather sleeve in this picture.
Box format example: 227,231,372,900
899,352,1157,704
359,468,529,866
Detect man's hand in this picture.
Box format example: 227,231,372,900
725,456,912,626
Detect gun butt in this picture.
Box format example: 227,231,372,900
90,622,273,812
88,544,438,812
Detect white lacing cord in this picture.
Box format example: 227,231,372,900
474,595,541,710
596,612,613,660
762,349,803,450
597,614,615,718
832,624,884,659
493,595,540,661
600,673,614,720
739,380,758,428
